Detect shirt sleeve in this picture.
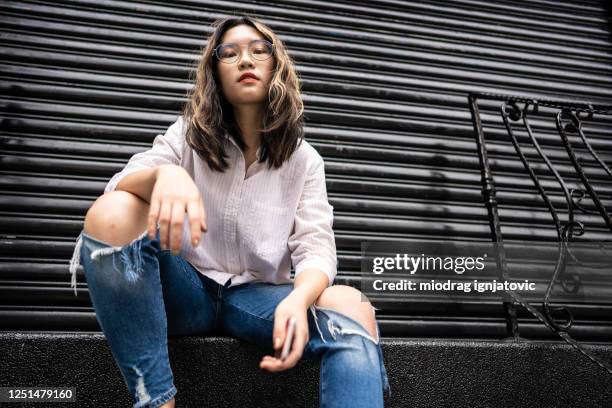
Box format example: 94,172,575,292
288,155,338,288
104,116,186,193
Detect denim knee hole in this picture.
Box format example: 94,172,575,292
69,229,150,295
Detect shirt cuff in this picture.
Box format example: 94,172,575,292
294,256,336,288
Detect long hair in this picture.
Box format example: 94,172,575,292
181,16,305,172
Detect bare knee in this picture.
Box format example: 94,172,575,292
83,191,149,246
315,285,379,342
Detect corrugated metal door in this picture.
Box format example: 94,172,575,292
1,0,611,338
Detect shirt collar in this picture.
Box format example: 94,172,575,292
224,131,262,160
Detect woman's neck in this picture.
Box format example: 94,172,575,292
234,104,264,150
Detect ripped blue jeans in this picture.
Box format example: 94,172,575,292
68,228,391,407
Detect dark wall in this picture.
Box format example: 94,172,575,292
0,1,611,340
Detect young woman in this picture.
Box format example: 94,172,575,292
68,15,391,408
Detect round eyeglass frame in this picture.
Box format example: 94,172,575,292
213,39,275,64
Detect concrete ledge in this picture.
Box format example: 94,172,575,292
1,333,611,407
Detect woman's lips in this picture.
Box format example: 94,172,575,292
239,77,258,83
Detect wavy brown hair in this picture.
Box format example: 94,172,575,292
181,16,305,172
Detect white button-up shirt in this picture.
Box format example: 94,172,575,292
103,116,337,288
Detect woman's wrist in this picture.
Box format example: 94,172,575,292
291,269,329,309
287,287,312,309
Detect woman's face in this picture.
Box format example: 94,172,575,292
215,24,275,107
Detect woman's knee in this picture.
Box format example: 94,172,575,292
315,285,379,342
84,190,149,246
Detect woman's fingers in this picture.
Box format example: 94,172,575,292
259,357,282,371
200,197,208,232
186,199,202,246
261,315,309,372
147,197,161,240
272,314,287,354
158,199,172,250
169,202,185,254
282,324,307,369
153,196,204,252
150,166,206,252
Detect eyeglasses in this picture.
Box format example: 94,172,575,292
214,39,274,64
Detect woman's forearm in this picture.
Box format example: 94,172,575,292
114,167,160,204
115,164,182,204
291,268,329,308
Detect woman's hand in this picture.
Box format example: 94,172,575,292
147,164,207,254
260,291,310,372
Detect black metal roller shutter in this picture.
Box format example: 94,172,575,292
1,0,611,339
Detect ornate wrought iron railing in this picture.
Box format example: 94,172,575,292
468,92,612,374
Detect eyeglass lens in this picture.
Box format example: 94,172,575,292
216,40,273,63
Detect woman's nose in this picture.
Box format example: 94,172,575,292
238,49,255,68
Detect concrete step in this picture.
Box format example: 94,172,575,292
1,333,611,407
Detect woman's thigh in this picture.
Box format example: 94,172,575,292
220,282,294,351
157,251,216,336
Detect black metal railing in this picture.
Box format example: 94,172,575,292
468,92,612,374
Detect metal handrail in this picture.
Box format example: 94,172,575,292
468,91,612,375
